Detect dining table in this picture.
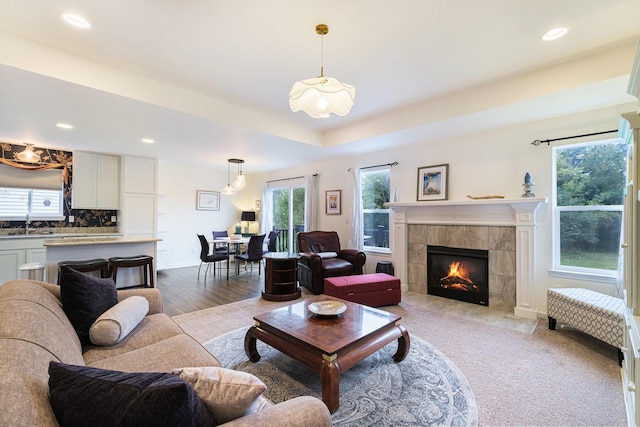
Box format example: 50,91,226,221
209,236,251,280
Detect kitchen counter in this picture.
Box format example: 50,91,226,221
44,236,161,286
0,233,121,240
43,236,160,247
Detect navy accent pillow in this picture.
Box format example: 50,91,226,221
48,362,214,427
59,266,118,345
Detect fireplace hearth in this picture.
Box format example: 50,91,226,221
427,245,489,306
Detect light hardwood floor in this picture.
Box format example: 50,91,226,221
156,264,266,316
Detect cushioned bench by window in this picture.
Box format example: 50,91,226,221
547,287,625,365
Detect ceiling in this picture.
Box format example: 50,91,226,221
0,0,639,173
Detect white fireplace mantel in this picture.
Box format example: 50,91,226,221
388,197,548,319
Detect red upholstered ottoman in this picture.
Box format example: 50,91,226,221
324,273,401,307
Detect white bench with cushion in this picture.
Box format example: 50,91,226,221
547,287,625,365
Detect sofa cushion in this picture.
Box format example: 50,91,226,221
173,366,267,424
48,361,213,427
87,333,221,372
90,296,149,346
60,266,119,345
0,281,84,365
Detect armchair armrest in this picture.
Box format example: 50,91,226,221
338,249,367,272
117,288,163,314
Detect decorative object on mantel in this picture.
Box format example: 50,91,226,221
466,195,505,200
417,164,448,201
522,172,535,198
289,24,355,118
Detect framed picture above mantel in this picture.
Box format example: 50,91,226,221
417,164,448,201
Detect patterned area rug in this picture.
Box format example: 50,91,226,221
204,327,477,426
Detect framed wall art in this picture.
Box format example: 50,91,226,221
417,164,448,201
196,190,220,211
326,190,341,215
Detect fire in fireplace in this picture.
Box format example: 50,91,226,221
427,245,489,306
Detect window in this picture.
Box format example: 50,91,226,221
270,186,306,252
552,139,627,278
0,187,64,220
361,167,390,252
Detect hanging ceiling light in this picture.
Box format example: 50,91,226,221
16,143,41,163
221,159,240,195
289,24,355,119
232,159,246,190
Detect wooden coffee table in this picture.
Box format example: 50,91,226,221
244,295,410,413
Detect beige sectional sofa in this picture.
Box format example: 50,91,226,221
0,279,331,426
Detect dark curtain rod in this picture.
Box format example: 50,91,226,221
531,129,618,146
266,173,318,184
348,161,398,171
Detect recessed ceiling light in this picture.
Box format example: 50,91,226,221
62,13,91,29
542,27,568,41
56,123,73,129
141,138,155,144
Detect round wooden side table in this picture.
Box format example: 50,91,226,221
262,252,301,301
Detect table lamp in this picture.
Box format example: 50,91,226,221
241,211,256,234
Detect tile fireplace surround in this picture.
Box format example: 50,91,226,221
388,198,547,319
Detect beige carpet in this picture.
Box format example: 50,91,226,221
173,291,626,426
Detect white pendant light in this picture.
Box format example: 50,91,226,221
289,24,355,118
221,159,238,195
232,159,246,190
16,143,41,163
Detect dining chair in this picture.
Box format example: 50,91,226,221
197,234,227,282
235,234,266,275
212,230,236,256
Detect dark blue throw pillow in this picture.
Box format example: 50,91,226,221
48,362,213,427
59,266,118,345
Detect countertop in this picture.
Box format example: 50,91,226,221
0,233,120,241
43,236,161,247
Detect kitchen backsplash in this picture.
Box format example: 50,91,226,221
0,142,117,231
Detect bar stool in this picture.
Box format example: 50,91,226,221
109,255,154,288
57,258,111,284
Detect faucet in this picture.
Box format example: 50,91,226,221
25,214,36,235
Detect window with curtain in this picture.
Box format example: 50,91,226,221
361,167,390,252
552,138,627,278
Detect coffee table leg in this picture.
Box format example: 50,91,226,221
244,326,261,362
320,356,341,413
393,324,411,362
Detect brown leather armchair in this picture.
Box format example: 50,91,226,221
297,231,366,294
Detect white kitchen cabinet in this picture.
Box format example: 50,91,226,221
119,156,157,239
72,151,120,209
0,239,46,285
123,156,157,194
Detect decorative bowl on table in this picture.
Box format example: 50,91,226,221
308,300,347,316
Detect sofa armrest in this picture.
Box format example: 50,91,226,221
117,288,163,314
220,396,331,427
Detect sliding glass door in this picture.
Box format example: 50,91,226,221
271,186,306,252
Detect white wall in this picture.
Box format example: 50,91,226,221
157,159,261,269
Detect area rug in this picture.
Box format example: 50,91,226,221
204,327,478,427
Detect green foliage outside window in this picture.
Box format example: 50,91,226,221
555,141,626,270
362,169,390,248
